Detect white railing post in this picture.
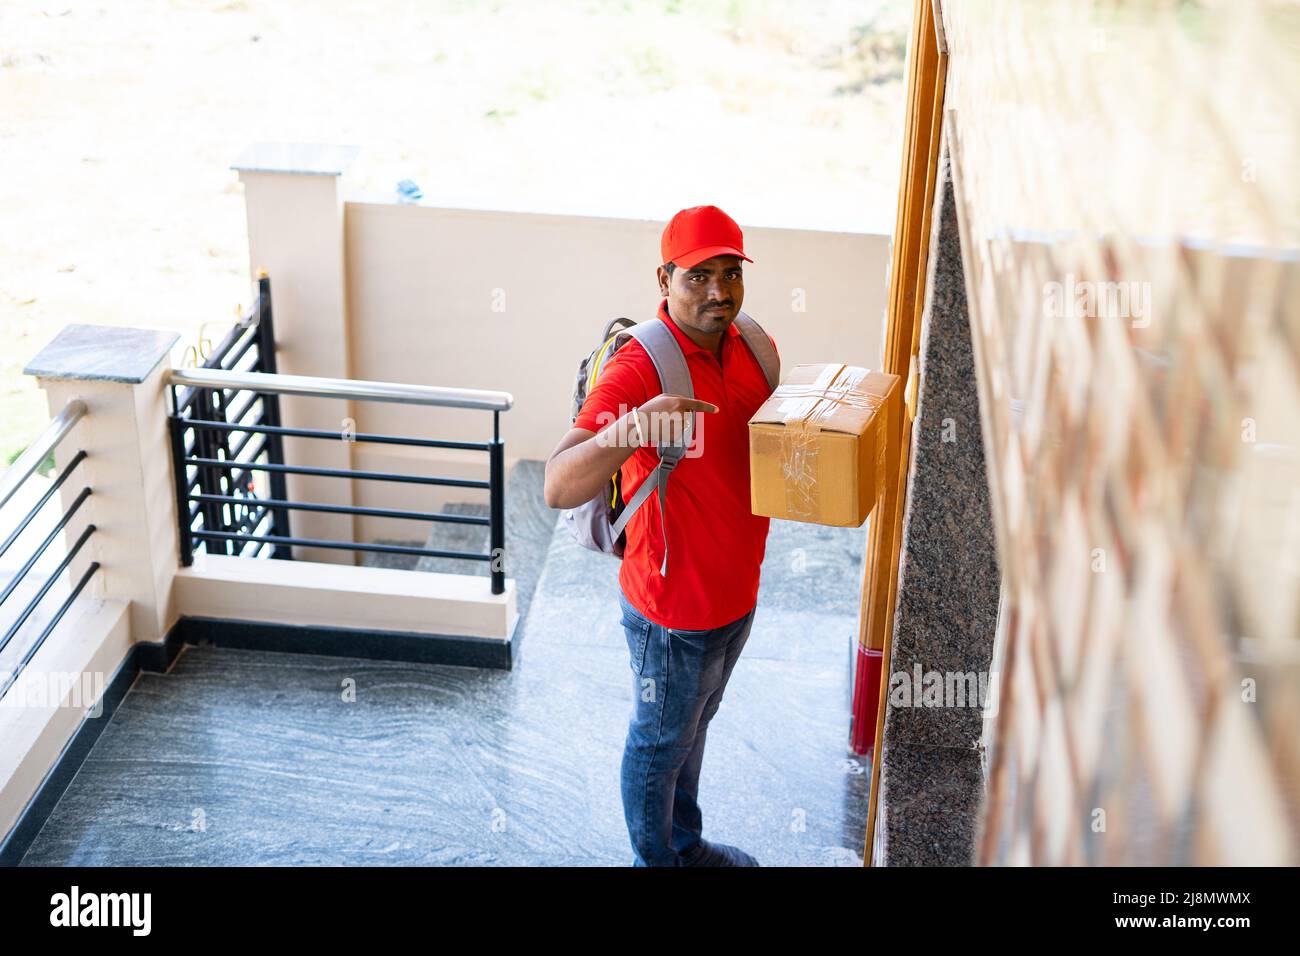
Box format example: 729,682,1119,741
23,324,182,644
231,142,361,562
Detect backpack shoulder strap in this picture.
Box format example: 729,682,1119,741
623,317,693,402
732,311,780,391
609,316,693,576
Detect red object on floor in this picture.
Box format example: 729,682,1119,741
850,646,884,756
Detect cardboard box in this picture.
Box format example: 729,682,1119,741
748,363,901,527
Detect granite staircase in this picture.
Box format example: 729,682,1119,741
14,457,875,866
361,458,556,629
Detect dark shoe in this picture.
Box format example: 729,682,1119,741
680,838,760,867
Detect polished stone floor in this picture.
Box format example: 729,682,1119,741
19,463,871,866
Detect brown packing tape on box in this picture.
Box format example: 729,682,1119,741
773,370,885,520
749,363,899,526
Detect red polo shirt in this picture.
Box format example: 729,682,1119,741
573,299,779,630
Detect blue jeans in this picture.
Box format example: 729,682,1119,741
617,587,757,867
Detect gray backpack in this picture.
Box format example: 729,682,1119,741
562,311,780,576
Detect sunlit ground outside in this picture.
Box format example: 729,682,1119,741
0,0,907,465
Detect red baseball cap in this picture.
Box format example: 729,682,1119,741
661,205,754,270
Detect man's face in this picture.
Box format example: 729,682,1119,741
657,255,745,335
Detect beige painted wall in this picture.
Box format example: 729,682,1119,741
0,596,131,845
337,202,890,542
176,552,515,639
238,167,356,562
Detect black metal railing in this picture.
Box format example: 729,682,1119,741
0,400,101,702
164,301,513,593
170,272,292,559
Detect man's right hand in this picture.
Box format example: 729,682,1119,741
543,395,718,510
633,394,719,448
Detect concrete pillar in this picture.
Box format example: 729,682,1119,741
23,324,182,645
231,142,361,563
873,138,1002,865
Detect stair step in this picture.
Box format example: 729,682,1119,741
418,460,554,623
414,502,489,574
358,459,555,628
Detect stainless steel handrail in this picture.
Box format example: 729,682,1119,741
0,399,87,513
164,367,513,412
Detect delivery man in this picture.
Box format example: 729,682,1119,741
543,205,779,866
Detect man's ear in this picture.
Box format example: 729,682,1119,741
656,265,670,296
